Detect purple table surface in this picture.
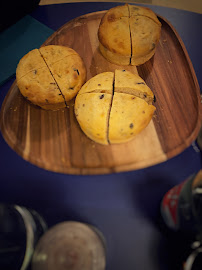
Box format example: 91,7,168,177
0,3,202,270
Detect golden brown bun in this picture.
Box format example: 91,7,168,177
16,45,86,110
129,16,161,66
108,93,155,144
128,5,161,25
98,4,161,66
39,45,78,64
45,54,87,104
114,69,154,104
17,66,66,110
98,14,131,65
16,49,46,81
99,43,130,66
74,70,156,145
75,93,113,145
75,72,114,145
78,72,114,95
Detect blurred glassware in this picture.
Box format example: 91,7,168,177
161,170,202,243
32,221,106,270
184,243,202,270
0,204,47,270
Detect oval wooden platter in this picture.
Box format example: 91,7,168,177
0,11,201,175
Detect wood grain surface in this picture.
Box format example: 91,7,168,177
0,11,201,175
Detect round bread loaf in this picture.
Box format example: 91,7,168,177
98,4,161,66
16,45,86,110
74,70,156,145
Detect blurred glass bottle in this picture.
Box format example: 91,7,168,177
32,221,106,270
161,170,202,242
0,204,47,270
183,244,202,270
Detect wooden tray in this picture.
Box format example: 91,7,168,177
0,11,201,175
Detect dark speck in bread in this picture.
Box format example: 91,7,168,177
74,68,80,75
107,13,116,22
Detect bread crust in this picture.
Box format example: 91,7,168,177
78,72,114,95
45,54,86,103
114,69,154,104
17,67,66,109
75,73,114,144
16,49,46,81
75,93,113,145
99,43,131,66
98,4,161,66
39,45,78,64
98,5,131,65
108,93,155,144
16,45,86,110
128,5,161,25
75,70,156,145
129,16,161,65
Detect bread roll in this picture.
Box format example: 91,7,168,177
16,45,86,110
108,92,155,144
98,4,161,66
75,70,156,145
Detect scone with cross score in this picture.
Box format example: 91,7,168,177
16,45,86,110
98,4,161,66
74,70,156,145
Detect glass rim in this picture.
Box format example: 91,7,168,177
184,246,202,270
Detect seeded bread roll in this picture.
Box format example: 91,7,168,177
129,15,161,65
98,4,161,66
17,67,66,110
114,70,154,104
39,45,78,64
78,72,114,95
108,92,155,144
74,70,156,145
16,45,86,110
128,5,160,24
75,72,114,145
43,54,86,104
16,49,47,80
98,5,131,66
75,93,113,145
